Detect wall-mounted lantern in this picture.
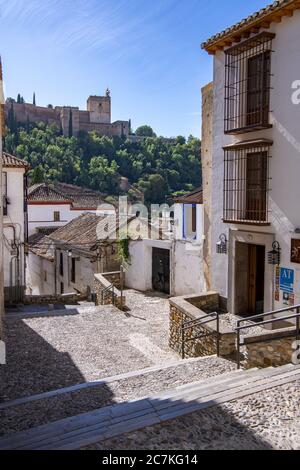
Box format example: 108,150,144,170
268,241,281,266
216,234,228,254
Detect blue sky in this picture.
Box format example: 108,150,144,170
0,0,269,137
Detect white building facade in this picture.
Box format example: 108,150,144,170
202,2,300,318
125,189,205,296
2,153,29,303
27,183,115,236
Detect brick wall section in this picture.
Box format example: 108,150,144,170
169,293,236,359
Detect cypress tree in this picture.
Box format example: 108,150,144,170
33,92,36,106
68,109,73,137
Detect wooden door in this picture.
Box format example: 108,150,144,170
248,244,257,315
152,248,170,294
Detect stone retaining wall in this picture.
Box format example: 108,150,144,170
94,272,125,310
244,329,298,368
24,293,85,305
169,292,236,359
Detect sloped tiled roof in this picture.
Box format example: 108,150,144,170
173,187,203,204
28,184,71,203
28,233,55,261
49,213,107,251
28,182,109,209
202,0,299,54
2,152,30,170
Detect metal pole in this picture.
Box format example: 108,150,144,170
181,321,185,359
296,307,300,343
0,57,5,338
216,313,220,357
120,265,124,310
237,324,241,370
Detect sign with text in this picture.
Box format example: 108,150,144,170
280,267,294,294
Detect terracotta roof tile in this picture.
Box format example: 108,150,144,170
173,187,203,204
201,0,297,52
28,182,109,208
2,152,30,170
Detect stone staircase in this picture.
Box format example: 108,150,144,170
0,363,299,450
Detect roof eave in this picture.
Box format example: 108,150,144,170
201,0,300,55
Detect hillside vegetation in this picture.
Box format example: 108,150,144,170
4,122,201,205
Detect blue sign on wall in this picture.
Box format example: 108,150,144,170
280,268,294,293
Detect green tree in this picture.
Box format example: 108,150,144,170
135,125,156,137
31,166,45,184
88,156,119,193
68,110,73,138
33,92,36,106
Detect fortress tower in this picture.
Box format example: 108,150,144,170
87,89,111,124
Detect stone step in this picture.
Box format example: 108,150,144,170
1,364,299,450
0,355,215,411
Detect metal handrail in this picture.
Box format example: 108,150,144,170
237,304,300,325
101,283,117,306
181,312,220,360
236,305,300,369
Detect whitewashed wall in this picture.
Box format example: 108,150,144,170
210,11,300,311
26,252,55,295
55,249,98,295
3,168,26,290
28,204,102,236
172,240,204,296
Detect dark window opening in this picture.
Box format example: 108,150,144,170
54,211,60,222
192,205,197,233
59,252,64,277
60,282,64,295
2,172,7,216
71,258,76,284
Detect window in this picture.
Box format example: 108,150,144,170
183,204,197,240
54,211,60,222
2,172,7,216
224,32,275,134
44,271,47,282
71,258,76,284
59,252,64,277
223,140,272,224
60,282,64,295
192,206,197,233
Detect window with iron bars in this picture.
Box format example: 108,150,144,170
224,32,275,134
223,140,272,225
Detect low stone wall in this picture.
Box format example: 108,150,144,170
244,328,298,368
24,293,85,305
94,273,125,310
169,292,236,359
102,272,121,290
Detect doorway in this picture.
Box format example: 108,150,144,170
152,248,170,294
235,242,265,317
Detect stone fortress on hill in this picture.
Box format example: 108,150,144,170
5,89,130,138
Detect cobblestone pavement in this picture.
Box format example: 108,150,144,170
85,380,300,451
0,290,177,402
0,356,234,436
